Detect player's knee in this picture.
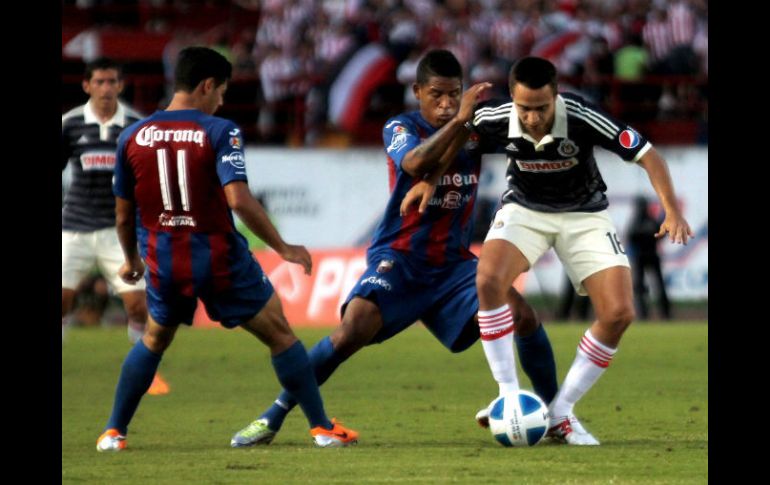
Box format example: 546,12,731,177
246,307,297,352
601,303,635,335
476,270,505,300
332,306,380,357
142,331,173,354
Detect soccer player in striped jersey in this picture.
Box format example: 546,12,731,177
96,47,358,452
230,49,558,447
409,57,692,445
62,58,169,395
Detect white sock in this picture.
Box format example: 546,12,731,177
550,329,616,419
478,305,519,396
127,320,146,344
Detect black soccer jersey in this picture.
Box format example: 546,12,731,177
62,100,143,231
471,92,651,212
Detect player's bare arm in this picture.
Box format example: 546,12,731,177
399,133,467,216
636,148,693,245
223,181,312,274
401,82,492,178
115,196,145,284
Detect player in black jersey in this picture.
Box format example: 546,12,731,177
62,58,169,395
404,57,692,445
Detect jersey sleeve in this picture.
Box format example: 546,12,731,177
564,94,652,163
470,98,511,140
210,120,248,186
382,116,421,170
112,129,136,200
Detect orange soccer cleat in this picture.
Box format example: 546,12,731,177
147,373,170,395
310,418,359,447
96,429,126,452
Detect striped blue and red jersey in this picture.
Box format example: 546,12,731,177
113,109,257,295
369,111,492,272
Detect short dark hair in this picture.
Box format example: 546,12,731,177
416,49,462,85
174,46,232,92
509,57,557,94
84,57,122,81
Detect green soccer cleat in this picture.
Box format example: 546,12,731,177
230,418,277,447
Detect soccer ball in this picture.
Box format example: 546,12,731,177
487,390,549,447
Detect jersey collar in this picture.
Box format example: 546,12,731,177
84,100,129,141
508,94,568,150
84,100,129,128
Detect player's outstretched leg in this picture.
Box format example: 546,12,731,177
231,335,347,447
237,293,358,448
97,317,177,452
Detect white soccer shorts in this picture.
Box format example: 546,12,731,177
62,228,146,293
485,203,630,295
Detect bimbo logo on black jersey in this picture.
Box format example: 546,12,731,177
516,158,578,172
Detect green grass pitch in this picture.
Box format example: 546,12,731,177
63,322,707,484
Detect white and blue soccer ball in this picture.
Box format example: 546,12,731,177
488,390,549,447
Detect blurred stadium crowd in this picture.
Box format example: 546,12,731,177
63,0,707,145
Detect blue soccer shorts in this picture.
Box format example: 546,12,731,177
341,249,480,352
145,248,274,329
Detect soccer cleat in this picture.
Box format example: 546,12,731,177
475,406,490,429
147,373,170,395
230,418,277,447
96,429,126,452
310,418,359,447
546,415,600,445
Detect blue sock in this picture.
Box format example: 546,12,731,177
515,324,558,405
270,340,332,430
262,336,347,431
105,340,162,434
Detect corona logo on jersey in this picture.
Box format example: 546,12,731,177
516,158,578,173
80,151,116,171
618,129,641,149
135,125,205,148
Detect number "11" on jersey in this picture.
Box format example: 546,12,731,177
156,148,191,212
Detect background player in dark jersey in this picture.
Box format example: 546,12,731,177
410,57,692,445
62,58,169,395
96,47,358,452
230,49,557,447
